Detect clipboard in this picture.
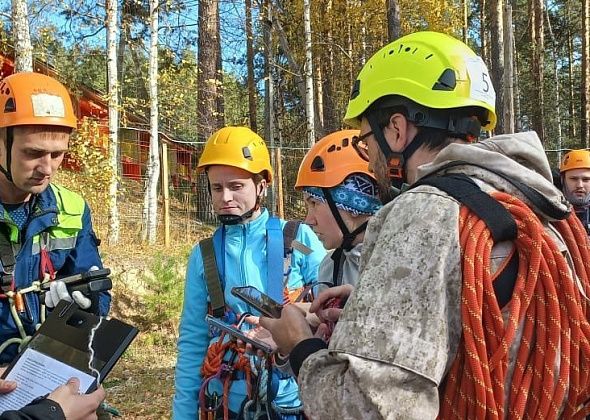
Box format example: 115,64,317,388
0,300,138,411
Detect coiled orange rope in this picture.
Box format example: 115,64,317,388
439,191,590,419
200,333,252,420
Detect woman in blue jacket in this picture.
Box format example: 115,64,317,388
173,126,325,419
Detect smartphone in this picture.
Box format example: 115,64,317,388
205,315,273,354
231,286,283,318
40,269,111,291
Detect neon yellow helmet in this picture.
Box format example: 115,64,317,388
198,126,273,183
344,31,497,131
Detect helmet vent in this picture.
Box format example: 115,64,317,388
342,137,349,147
404,47,411,52
350,80,360,100
3,98,15,113
242,146,253,160
432,68,456,91
388,50,394,55
425,54,434,60
398,44,404,53
327,144,336,152
311,156,325,172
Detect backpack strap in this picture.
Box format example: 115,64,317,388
412,173,518,308
0,226,15,293
266,216,284,303
282,220,300,257
200,236,225,318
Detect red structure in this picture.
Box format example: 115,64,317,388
0,47,200,185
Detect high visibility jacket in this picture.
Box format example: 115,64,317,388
173,209,326,419
0,184,110,364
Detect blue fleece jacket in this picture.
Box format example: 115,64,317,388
173,209,325,419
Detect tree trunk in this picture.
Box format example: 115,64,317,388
567,0,577,139
463,0,469,43
514,40,521,132
321,0,337,134
303,0,315,146
11,0,32,72
480,0,488,64
502,3,514,133
215,1,224,129
546,6,563,159
197,0,221,140
387,0,401,42
488,0,504,134
530,0,545,143
246,0,257,131
106,0,120,245
143,0,160,244
262,0,276,213
582,0,590,147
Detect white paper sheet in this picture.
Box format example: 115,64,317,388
0,348,95,411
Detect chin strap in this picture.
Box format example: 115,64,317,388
366,103,482,188
321,187,368,286
0,128,14,183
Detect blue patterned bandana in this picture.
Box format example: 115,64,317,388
303,174,381,216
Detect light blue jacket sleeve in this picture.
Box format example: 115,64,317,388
172,244,210,420
286,223,326,289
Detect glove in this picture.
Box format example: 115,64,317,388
45,280,92,310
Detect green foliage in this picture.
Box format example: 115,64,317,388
140,252,188,332
54,119,114,216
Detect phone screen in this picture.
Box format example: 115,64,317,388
231,286,283,318
205,315,273,353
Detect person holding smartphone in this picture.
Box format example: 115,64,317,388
261,31,590,419
173,126,325,420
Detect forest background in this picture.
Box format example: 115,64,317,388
1,0,589,418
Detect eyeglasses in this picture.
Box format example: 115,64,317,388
352,131,373,162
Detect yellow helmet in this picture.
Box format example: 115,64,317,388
197,126,273,183
560,149,590,173
344,31,496,131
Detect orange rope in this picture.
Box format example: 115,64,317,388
439,192,590,419
200,333,253,420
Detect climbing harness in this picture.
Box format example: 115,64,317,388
413,173,590,419
199,217,310,419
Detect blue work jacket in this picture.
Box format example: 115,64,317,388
0,184,110,363
173,209,326,419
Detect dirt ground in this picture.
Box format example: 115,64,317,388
97,235,210,419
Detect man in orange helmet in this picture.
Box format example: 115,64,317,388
0,72,108,418
560,149,590,234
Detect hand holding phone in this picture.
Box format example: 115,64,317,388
231,286,283,319
205,315,273,354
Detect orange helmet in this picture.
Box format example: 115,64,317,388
560,149,590,173
0,72,76,130
295,130,375,189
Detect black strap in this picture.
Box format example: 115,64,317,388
413,174,518,243
283,220,301,257
0,225,15,290
493,252,519,309
200,237,225,318
412,173,518,309
429,161,569,221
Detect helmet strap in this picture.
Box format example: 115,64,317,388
0,127,14,183
322,187,368,285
